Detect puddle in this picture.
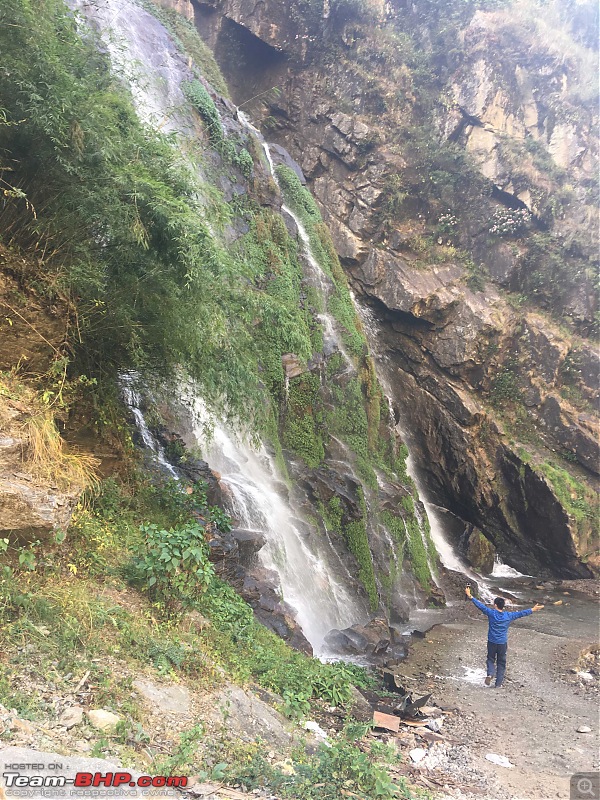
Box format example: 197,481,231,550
436,666,488,685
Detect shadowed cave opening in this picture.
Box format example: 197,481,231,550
193,2,288,108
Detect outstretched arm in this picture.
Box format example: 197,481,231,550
507,603,544,620
465,586,492,617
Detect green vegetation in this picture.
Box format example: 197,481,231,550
283,374,325,467
0,470,419,797
401,503,433,591
327,376,377,488
132,521,215,610
490,362,521,407
321,497,378,610
0,0,267,424
538,461,597,529
224,725,406,800
0,475,368,713
382,501,433,591
182,79,254,176
276,166,365,358
183,79,223,144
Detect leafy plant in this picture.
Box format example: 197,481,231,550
133,522,214,608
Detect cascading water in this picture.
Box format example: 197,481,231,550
239,110,356,371
74,0,369,652
69,0,194,134
120,374,179,480
188,405,368,653
355,300,497,602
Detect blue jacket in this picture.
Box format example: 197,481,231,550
471,597,532,644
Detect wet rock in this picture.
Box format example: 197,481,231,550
207,531,238,562
540,395,600,475
231,529,266,566
268,143,306,184
427,585,447,607
324,616,391,660
460,525,496,574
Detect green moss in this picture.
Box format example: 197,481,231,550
327,377,377,489
142,1,230,97
321,498,378,611
237,210,312,400
276,166,365,358
183,79,223,144
538,461,597,528
345,520,378,611
384,500,432,590
283,374,325,468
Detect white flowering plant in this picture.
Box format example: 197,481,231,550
489,207,532,236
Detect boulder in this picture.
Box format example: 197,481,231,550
58,706,84,730
86,709,121,732
133,679,191,715
324,616,391,659
460,525,496,574
231,529,266,565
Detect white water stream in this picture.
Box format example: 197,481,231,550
189,406,368,653
354,301,497,603
120,374,179,479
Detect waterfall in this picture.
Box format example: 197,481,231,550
188,406,368,654
73,0,369,652
492,556,530,579
354,300,496,602
120,374,179,479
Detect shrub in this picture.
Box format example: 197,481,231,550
183,79,223,145
488,207,532,237
133,522,215,608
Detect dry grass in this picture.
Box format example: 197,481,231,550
0,370,99,492
25,412,99,491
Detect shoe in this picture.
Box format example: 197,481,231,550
485,676,493,686
494,684,504,689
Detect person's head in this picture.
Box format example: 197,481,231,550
494,597,506,610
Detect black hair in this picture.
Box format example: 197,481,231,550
494,597,506,610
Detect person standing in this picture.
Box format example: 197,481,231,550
465,586,544,688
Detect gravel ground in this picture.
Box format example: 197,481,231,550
390,592,599,800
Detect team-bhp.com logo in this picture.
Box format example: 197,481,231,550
3,772,187,790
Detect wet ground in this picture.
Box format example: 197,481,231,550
396,579,600,800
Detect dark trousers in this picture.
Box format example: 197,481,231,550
487,641,507,687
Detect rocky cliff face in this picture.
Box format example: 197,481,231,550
0,252,87,544
193,0,598,577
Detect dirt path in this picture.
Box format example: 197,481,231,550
397,597,599,800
